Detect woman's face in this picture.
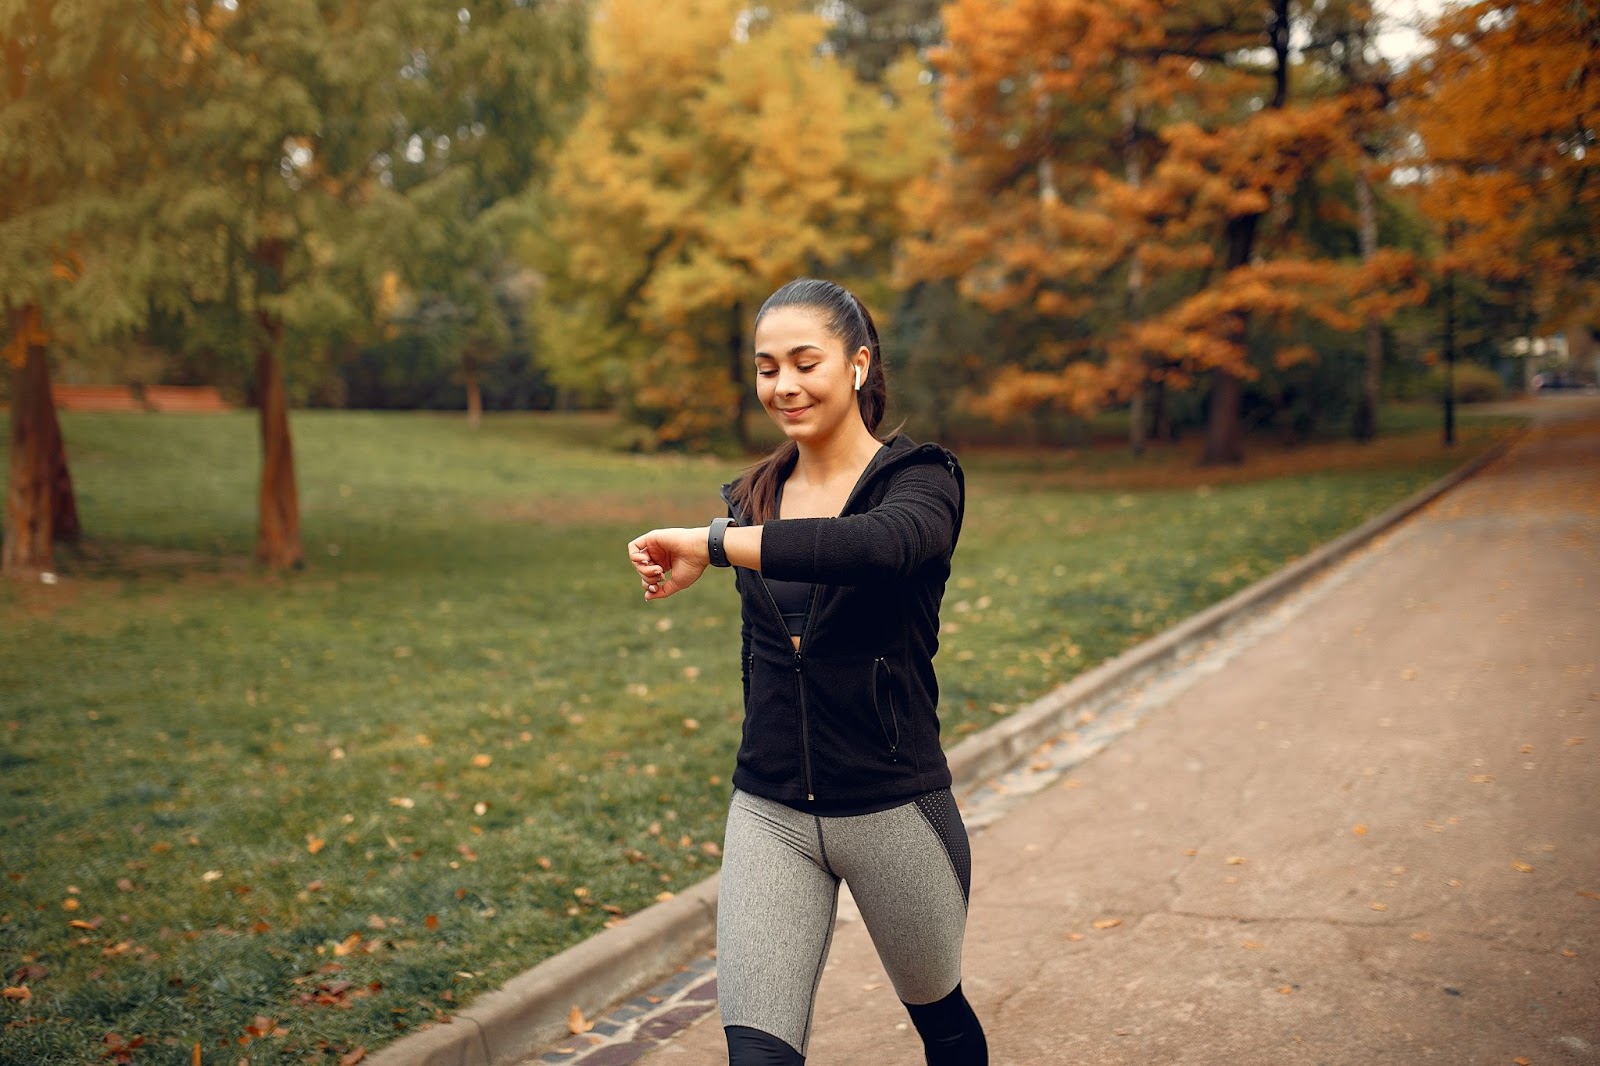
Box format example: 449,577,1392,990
752,306,870,446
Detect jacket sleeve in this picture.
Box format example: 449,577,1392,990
758,462,961,584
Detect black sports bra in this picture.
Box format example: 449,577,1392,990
764,483,814,638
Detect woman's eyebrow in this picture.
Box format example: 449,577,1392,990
754,343,825,360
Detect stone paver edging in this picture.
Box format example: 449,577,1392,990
367,431,1521,1066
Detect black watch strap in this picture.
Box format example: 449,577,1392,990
708,517,736,568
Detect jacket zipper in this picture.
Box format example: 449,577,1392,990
793,582,822,802
873,656,900,760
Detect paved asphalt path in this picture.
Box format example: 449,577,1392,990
631,396,1600,1066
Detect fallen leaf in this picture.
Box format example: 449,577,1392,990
1,986,30,1002
1277,986,1294,995
339,1048,366,1065
1512,861,1534,873
1352,824,1368,836
1092,917,1122,930
471,754,492,768
1578,890,1600,901
201,870,222,882
62,898,80,911
654,891,674,903
1520,744,1534,754
425,915,439,931
1400,667,1418,681
1560,949,1578,958
333,933,363,957
1411,932,1432,942
68,917,103,930
1514,1058,1531,1065
1242,940,1264,950
567,1005,594,1034
1225,856,1247,866
1066,932,1086,942
1567,736,1585,746
1470,774,1495,784
116,879,135,893
306,835,325,855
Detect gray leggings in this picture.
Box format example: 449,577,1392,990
717,788,973,1057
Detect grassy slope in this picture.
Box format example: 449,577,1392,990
0,408,1517,1063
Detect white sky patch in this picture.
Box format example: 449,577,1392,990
1373,0,1454,65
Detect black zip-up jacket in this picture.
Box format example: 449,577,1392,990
720,434,966,811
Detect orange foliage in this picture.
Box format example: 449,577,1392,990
905,0,1412,422
1399,0,1600,318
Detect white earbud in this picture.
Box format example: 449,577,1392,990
853,365,863,392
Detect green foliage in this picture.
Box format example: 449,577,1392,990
1420,361,1507,404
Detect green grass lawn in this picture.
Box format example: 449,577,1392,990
0,406,1518,1064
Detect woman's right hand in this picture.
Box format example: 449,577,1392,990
627,527,709,602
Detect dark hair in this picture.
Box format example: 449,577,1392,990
730,278,892,526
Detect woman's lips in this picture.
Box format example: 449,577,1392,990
778,406,810,420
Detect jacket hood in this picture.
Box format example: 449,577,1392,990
721,433,964,522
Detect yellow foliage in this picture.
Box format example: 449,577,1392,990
539,0,941,444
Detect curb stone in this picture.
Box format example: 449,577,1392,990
368,430,1522,1066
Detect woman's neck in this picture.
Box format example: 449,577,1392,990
792,422,884,489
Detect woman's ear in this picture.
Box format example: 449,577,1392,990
853,347,871,392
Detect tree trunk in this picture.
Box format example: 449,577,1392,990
3,311,79,577
1204,216,1257,466
1442,263,1456,447
1150,378,1173,443
1204,368,1244,465
1351,167,1383,442
254,321,303,569
1121,67,1148,458
464,364,483,429
1202,0,1287,467
1129,385,1147,457
728,301,750,452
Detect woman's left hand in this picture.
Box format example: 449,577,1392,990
627,527,709,601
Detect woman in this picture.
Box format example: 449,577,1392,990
626,278,987,1066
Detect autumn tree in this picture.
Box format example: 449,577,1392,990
1399,0,1600,354
536,0,941,448
905,0,1425,461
